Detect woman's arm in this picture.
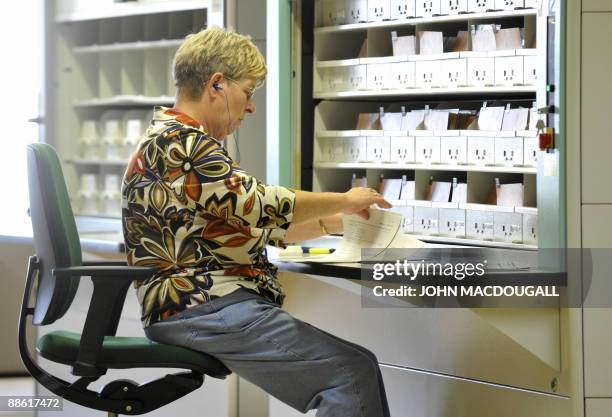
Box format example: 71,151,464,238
291,188,391,224
283,213,343,244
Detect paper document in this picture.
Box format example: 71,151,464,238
278,209,426,263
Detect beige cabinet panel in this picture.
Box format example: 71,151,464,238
582,205,612,396
587,399,612,417
583,1,612,12
279,272,562,395
582,13,612,203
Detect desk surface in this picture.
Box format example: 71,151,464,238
3,217,566,283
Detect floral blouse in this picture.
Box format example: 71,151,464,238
121,106,295,327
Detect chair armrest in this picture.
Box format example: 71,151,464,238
53,265,155,377
53,265,154,281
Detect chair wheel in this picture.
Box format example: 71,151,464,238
100,379,140,400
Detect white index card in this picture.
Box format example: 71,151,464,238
402,110,427,130
495,28,523,51
478,106,505,131
501,108,529,131
428,181,452,202
400,180,416,200
380,113,404,131
418,31,444,55
424,111,450,131
451,183,468,203
497,183,524,207
379,179,403,200
471,27,497,52
392,35,416,56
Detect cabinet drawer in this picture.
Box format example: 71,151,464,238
441,136,467,165
494,56,524,86
467,57,495,87
390,0,416,18
468,0,495,13
494,211,522,242
414,206,439,235
441,0,468,14
345,0,368,23
366,137,391,162
415,136,441,164
495,0,524,10
415,61,438,88
439,208,466,237
322,0,346,25
368,0,392,21
391,61,416,89
390,136,416,163
466,209,494,239
467,137,494,166
416,0,441,17
494,137,523,167
438,58,468,88
343,137,367,162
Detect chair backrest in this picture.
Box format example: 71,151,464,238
26,143,81,325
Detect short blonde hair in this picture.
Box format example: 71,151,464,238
173,27,267,100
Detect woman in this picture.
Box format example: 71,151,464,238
122,27,391,417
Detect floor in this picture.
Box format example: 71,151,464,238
0,376,35,417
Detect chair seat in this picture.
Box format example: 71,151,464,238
37,331,231,378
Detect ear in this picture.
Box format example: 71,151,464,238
207,72,224,97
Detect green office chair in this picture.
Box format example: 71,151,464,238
19,143,231,416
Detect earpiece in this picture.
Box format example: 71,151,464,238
213,83,223,91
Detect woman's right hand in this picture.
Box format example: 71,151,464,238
343,187,392,220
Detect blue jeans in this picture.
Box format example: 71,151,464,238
144,289,391,417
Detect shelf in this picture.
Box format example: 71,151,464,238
56,0,211,22
314,9,539,34
314,86,537,99
313,162,536,174
74,95,174,108
66,159,129,167
414,234,537,250
74,39,183,54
